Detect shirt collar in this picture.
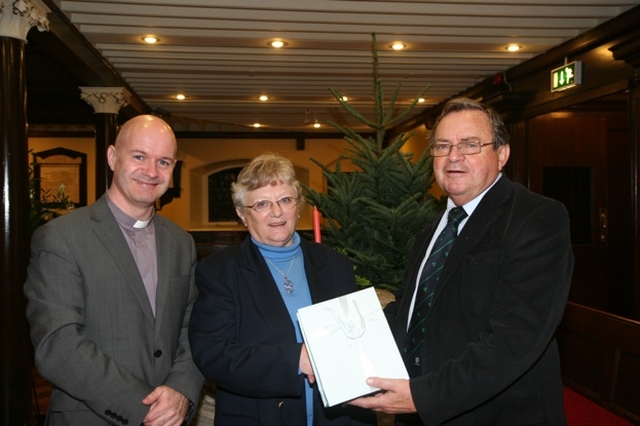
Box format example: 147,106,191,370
106,195,154,230
448,172,502,216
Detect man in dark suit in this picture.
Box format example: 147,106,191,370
24,115,204,425
350,97,574,425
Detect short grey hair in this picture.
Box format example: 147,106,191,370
231,152,301,209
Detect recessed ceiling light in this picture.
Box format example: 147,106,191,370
313,122,321,128
269,40,287,48
175,94,186,100
390,42,406,50
259,95,269,101
506,44,521,52
418,98,425,103
341,96,349,102
143,35,158,44
253,123,261,128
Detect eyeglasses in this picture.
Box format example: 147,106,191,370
244,196,299,213
429,141,494,157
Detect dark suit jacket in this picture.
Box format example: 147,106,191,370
189,236,375,426
387,176,574,426
24,195,204,426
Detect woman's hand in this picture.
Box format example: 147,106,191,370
299,344,316,384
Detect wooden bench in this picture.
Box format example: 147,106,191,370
557,302,640,423
190,230,248,261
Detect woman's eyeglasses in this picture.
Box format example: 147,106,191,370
244,197,299,213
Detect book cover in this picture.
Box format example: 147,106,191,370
297,287,409,407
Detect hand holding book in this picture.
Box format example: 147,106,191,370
299,344,315,384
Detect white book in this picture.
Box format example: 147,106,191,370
297,286,409,407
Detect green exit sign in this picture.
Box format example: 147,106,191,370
551,61,582,92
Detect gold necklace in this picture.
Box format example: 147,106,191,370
266,255,296,294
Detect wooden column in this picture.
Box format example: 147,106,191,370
80,87,130,197
0,2,50,424
632,75,640,320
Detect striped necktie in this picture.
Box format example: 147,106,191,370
403,206,468,376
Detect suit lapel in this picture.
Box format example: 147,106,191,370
396,215,441,327
300,240,332,303
433,177,512,300
154,217,170,333
90,197,156,326
240,239,297,341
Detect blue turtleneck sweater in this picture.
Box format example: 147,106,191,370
254,232,314,426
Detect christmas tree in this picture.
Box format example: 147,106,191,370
304,34,445,293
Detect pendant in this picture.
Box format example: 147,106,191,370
283,276,294,294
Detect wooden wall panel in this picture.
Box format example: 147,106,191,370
558,302,640,423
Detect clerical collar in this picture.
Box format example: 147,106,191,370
106,195,154,229
133,218,151,229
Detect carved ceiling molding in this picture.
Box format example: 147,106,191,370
610,37,640,70
80,87,131,114
0,0,49,41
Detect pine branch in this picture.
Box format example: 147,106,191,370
304,33,444,291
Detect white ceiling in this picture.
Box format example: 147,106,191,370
53,0,640,132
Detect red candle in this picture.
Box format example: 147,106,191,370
313,207,322,243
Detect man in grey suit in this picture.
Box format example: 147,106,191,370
25,115,204,425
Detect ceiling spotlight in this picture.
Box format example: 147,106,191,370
143,35,158,44
253,123,261,128
175,93,186,100
506,44,521,52
259,95,269,101
391,42,406,50
341,96,349,102
418,98,425,103
313,122,321,128
270,40,287,48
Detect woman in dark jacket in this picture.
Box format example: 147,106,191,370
189,152,375,426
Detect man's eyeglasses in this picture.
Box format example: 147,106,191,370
244,197,299,213
429,141,494,157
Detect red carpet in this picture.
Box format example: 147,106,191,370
564,388,633,426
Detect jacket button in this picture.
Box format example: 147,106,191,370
154,349,162,358
105,409,112,416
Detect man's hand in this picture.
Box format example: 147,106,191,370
349,377,417,414
142,385,189,426
300,344,316,384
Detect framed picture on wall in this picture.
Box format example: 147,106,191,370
33,147,87,207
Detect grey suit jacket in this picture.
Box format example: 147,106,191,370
25,195,204,426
